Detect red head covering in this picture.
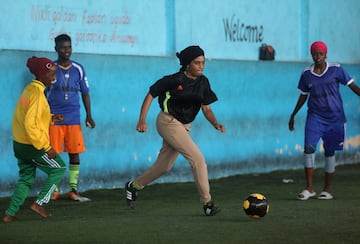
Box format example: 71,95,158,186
26,56,55,80
310,41,327,56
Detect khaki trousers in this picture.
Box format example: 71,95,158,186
135,111,211,204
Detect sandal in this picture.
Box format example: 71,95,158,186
317,191,333,200
297,190,316,200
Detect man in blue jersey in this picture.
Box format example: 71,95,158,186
289,41,360,200
46,34,95,201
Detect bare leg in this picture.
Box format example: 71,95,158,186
304,167,314,192
323,172,333,193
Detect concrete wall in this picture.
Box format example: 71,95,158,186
0,0,359,196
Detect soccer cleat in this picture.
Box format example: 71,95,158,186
203,201,221,216
30,203,52,218
51,191,60,201
125,181,138,209
68,189,91,202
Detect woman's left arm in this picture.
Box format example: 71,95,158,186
201,104,226,133
349,82,360,96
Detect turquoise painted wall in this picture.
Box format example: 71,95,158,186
0,0,359,196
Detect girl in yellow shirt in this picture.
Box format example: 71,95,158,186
3,56,66,223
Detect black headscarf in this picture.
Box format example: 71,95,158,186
176,46,204,67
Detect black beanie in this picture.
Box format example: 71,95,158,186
176,46,204,66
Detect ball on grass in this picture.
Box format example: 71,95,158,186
243,193,269,219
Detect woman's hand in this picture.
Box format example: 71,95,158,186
136,120,148,133
288,115,295,131
215,123,226,133
46,148,57,159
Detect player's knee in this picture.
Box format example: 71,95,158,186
324,150,335,157
22,177,36,187
325,155,336,173
304,144,316,154
303,153,315,168
325,164,335,173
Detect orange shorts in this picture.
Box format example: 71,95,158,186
49,125,85,154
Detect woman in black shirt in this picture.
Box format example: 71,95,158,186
126,46,225,216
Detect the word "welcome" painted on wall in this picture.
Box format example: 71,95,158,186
223,15,264,43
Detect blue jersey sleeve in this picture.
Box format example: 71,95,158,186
335,64,353,86
297,69,310,94
73,62,90,94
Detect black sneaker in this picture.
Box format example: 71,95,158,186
203,201,221,216
125,181,138,209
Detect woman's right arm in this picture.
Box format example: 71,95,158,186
136,92,154,133
289,94,308,131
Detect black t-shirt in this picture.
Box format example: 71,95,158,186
149,72,218,124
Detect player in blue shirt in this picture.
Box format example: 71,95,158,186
289,41,360,200
46,34,95,201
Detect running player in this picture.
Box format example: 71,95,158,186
125,45,225,216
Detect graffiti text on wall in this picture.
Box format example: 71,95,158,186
223,15,263,43
30,5,137,47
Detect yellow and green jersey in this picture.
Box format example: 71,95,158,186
12,80,52,151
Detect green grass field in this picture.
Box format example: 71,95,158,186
1,164,360,244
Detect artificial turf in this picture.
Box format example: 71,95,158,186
1,163,359,243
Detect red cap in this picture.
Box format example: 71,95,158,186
26,56,55,80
